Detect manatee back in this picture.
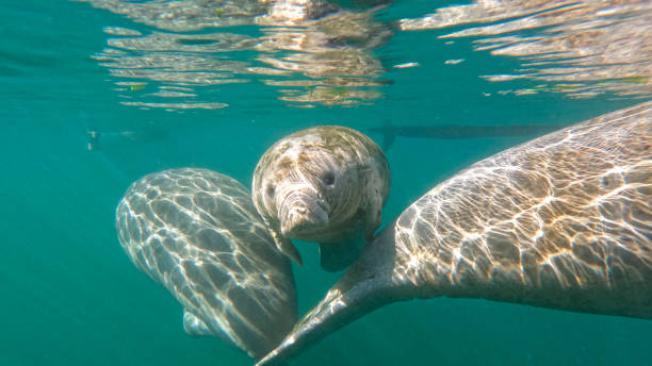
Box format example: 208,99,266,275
394,102,652,318
116,168,297,358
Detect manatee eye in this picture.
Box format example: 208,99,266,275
266,184,276,197
321,171,335,186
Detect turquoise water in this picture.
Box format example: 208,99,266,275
1,1,650,365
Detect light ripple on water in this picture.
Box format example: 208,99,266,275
400,0,652,100
79,0,652,110
79,0,391,110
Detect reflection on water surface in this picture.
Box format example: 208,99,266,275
80,0,652,110
81,0,392,110
401,0,652,99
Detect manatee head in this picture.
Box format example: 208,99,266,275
254,127,368,243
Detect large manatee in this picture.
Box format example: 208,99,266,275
115,168,296,359
257,101,652,365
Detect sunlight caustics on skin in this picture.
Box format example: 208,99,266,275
115,168,297,359
256,100,652,366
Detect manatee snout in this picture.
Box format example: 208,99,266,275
279,196,330,237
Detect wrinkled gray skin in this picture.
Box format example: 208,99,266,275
252,126,390,271
256,101,652,365
115,168,297,359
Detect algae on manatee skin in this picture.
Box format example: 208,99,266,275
621,76,649,84
129,83,146,92
553,83,581,92
320,86,348,98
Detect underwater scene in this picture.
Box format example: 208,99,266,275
1,0,651,365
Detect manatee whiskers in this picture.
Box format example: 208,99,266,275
277,186,331,235
280,203,330,237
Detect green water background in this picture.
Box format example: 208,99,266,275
1,1,650,365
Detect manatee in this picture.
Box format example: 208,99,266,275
252,125,390,271
256,101,652,365
115,168,297,359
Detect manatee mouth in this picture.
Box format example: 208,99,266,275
279,199,330,238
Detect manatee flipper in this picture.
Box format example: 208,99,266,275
259,214,303,265
362,201,383,243
270,227,303,265
318,241,361,272
183,310,234,344
182,310,211,337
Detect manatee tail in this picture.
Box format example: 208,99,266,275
255,227,405,366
